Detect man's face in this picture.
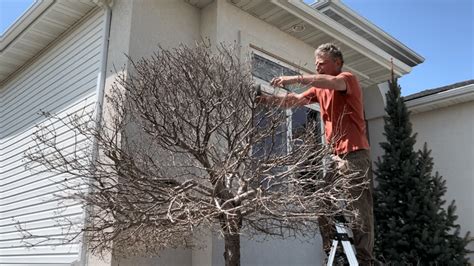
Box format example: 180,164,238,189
315,53,341,75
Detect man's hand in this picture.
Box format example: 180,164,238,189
331,154,350,174
270,76,297,87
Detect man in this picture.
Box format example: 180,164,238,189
257,43,374,265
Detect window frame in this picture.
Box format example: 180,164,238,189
251,49,325,152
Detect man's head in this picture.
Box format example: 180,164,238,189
314,43,344,75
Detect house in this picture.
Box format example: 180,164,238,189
405,80,473,260
366,79,474,263
0,0,426,265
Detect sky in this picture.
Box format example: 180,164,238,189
307,0,474,95
0,0,34,33
1,0,473,96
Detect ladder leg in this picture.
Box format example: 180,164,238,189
341,240,358,266
333,222,359,266
326,239,339,266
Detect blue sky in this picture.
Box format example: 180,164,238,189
1,0,473,96
0,0,34,33
337,0,474,95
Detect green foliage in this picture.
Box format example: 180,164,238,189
374,78,471,264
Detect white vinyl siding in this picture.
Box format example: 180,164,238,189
0,9,104,265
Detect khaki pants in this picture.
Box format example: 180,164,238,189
319,149,374,265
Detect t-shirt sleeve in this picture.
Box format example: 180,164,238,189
300,87,319,103
337,72,358,95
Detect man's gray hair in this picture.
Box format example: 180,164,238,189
315,43,344,65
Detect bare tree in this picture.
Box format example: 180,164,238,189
25,42,364,266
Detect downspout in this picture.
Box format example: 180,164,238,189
93,0,112,130
79,0,112,265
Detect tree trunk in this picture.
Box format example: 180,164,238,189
216,179,242,266
223,232,240,266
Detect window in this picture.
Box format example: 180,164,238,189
251,51,324,150
251,51,324,190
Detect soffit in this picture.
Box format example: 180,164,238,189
313,0,423,68
227,0,423,88
0,0,97,85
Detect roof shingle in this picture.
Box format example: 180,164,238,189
404,79,474,101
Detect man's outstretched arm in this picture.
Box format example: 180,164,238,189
270,74,347,92
257,91,311,109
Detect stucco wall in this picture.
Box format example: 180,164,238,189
103,1,201,265
128,0,201,59
112,249,192,266
207,233,324,266
215,0,316,70
366,117,385,166
203,1,326,265
364,83,387,170
102,1,327,265
409,101,474,260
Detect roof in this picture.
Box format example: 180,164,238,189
0,0,99,85
404,79,474,101
1,0,423,88
312,0,424,68
404,79,474,114
227,0,423,88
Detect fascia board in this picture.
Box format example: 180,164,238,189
405,84,474,112
0,0,55,51
324,1,424,65
271,0,412,76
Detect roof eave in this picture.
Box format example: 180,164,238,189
0,0,54,51
405,83,474,114
271,0,413,76
0,0,99,85
312,0,424,67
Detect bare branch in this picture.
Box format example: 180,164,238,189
25,42,366,263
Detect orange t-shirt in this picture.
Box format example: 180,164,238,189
301,72,369,155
